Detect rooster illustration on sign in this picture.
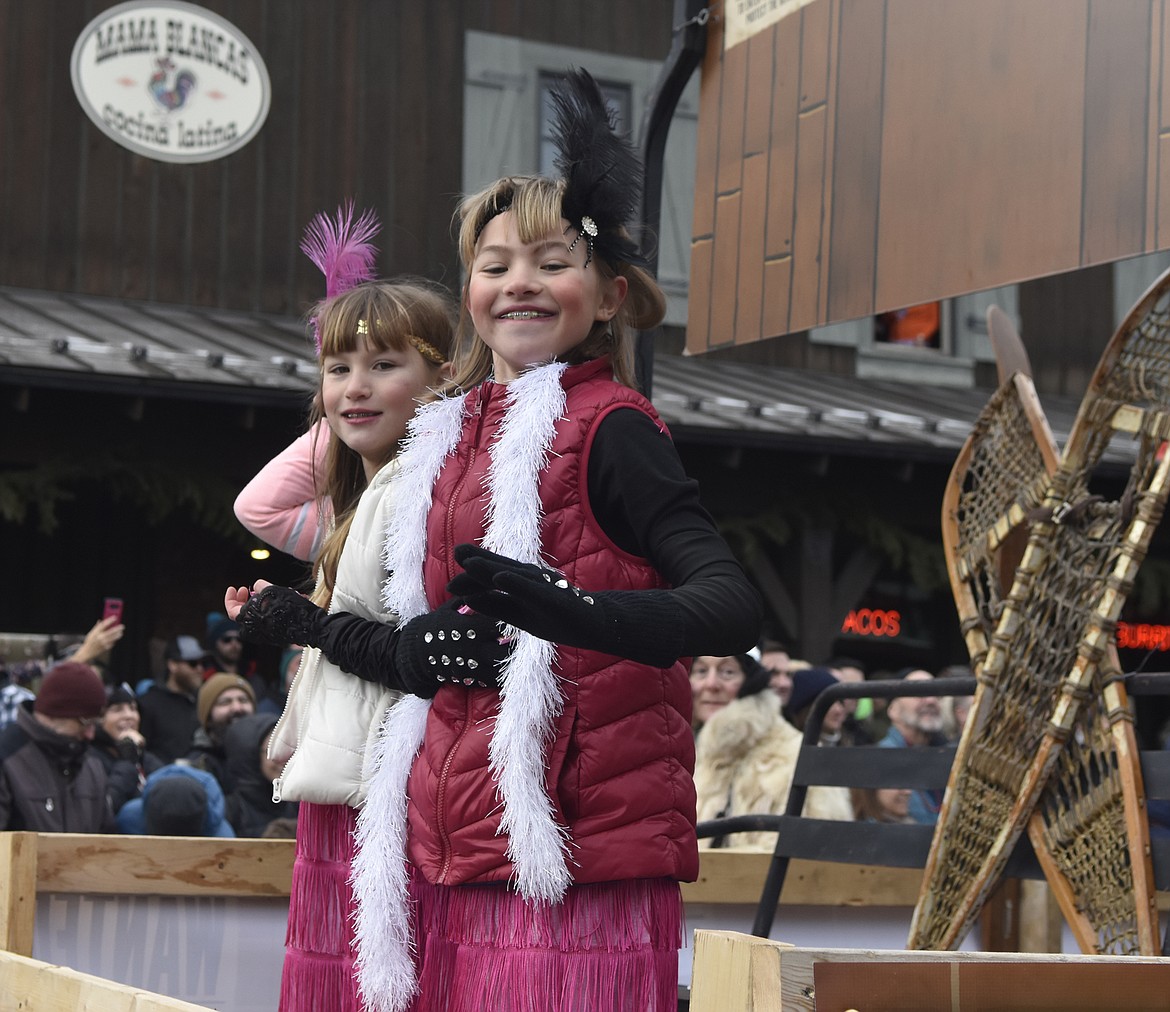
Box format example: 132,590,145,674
148,57,196,112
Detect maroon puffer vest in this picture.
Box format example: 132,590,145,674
405,358,698,887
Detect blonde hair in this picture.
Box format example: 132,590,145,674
308,279,455,604
451,175,665,392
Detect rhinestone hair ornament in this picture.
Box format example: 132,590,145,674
300,202,447,365
473,68,649,271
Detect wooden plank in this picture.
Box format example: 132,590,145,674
690,933,1170,1012
1080,0,1151,265
717,28,748,196
691,10,723,240
743,31,774,157
0,831,37,957
817,959,1170,1010
764,11,800,263
761,254,793,340
685,236,714,354
0,950,213,1012
710,193,743,347
33,835,294,898
735,153,768,345
825,0,885,325
682,851,922,907
797,0,831,112
1146,0,1164,252
788,105,827,331
1160,133,1170,257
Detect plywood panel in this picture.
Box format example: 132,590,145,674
711,192,743,347
1080,0,1150,265
736,153,769,344
789,105,827,329
765,12,801,261
875,0,1085,312
825,0,885,324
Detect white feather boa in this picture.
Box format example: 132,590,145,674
352,361,573,1012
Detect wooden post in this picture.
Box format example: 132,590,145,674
0,832,37,957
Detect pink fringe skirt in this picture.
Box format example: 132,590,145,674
406,871,684,1012
280,801,361,1012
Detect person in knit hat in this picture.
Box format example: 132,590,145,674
782,667,846,745
185,673,256,793
0,662,116,832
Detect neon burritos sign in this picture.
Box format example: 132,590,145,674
71,1,271,164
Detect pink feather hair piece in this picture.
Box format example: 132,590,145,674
300,201,381,354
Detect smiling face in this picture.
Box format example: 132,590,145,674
322,341,445,481
466,212,626,384
102,700,139,739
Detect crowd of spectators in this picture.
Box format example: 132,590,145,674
0,611,298,839
1,607,981,848
691,643,976,850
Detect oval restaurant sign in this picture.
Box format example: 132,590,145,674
70,1,270,164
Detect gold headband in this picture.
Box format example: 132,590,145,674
355,318,446,365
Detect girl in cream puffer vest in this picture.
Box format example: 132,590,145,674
233,269,455,1012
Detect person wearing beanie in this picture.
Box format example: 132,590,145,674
138,635,205,764
116,763,235,838
783,667,846,745
0,662,117,832
204,613,245,675
91,682,164,814
186,673,256,793
694,658,852,849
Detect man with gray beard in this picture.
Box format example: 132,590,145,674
877,669,947,824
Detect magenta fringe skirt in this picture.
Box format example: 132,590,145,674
405,871,684,1012
280,801,361,1012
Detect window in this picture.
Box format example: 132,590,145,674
537,71,632,175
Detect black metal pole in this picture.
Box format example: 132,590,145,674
635,0,709,396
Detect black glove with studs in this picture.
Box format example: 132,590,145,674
445,544,685,667
236,585,511,698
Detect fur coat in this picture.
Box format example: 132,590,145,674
694,690,852,849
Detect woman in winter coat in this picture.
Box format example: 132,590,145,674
694,654,852,849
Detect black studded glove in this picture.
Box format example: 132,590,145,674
386,601,513,697
445,544,686,667
239,587,510,698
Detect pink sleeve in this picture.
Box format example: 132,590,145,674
234,422,333,561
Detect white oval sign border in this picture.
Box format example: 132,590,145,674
70,0,272,165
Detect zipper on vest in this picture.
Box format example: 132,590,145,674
436,698,473,883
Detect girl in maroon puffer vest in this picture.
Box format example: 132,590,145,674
231,71,761,1012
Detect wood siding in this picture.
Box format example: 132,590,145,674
0,0,673,317
689,0,1170,353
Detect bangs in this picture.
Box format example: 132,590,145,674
458,176,565,267
315,285,418,358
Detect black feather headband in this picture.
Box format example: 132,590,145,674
474,68,649,269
